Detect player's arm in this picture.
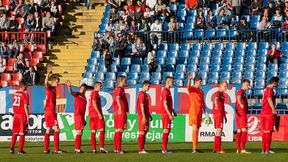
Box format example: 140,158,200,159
116,96,122,115
187,72,193,87
66,80,77,96
140,103,147,124
24,103,29,123
45,65,52,87
214,96,219,110
92,99,103,119
164,101,173,119
268,97,276,114
237,94,244,109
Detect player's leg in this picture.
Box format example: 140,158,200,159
264,116,275,154
53,126,62,153
236,129,242,153
75,129,83,153
214,128,223,153
10,133,18,154
99,127,108,153
116,128,124,153
191,125,199,153
44,127,51,153
138,130,146,153
18,132,25,154
90,130,97,153
240,127,250,153
162,128,170,153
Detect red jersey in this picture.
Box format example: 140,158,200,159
212,91,225,115
236,89,248,114
268,49,284,59
261,87,275,115
73,92,87,116
12,91,28,114
45,86,56,113
161,87,173,115
89,90,103,116
137,91,150,118
113,86,128,113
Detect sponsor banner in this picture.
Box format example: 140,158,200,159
247,115,288,142
0,114,186,142
0,84,240,116
185,114,234,142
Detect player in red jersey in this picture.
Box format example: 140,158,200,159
43,65,62,154
66,80,88,153
137,80,152,154
235,79,251,154
161,76,177,154
113,76,128,154
89,81,108,154
212,80,228,154
10,81,29,154
261,77,279,154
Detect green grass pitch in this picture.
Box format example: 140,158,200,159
0,141,287,162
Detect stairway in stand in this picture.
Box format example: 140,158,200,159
41,0,105,86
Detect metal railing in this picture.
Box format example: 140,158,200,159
0,32,47,44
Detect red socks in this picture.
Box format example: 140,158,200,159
214,136,221,152
265,132,272,151
18,135,25,152
10,134,17,150
91,132,96,151
116,132,123,152
138,133,145,152
44,133,50,152
114,132,118,151
241,132,247,150
54,132,60,151
236,132,241,151
75,134,82,150
100,131,105,148
162,132,169,151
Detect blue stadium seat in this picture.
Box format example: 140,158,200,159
156,58,165,65
185,23,195,30
205,29,215,39
245,64,255,72
132,58,142,65
280,64,288,71
257,56,267,64
208,72,219,80
163,72,174,79
121,57,131,66
214,42,224,51
177,10,187,23
231,72,242,80
228,28,237,38
98,65,107,73
88,58,98,65
83,72,93,79
179,50,189,57
127,80,137,86
234,57,244,64
256,64,266,72
225,42,235,50
199,64,209,72
174,80,184,86
177,57,188,64
166,57,176,65
176,64,186,72
110,65,117,72
222,64,232,71
259,42,269,49
268,64,278,72
151,72,161,80
128,72,139,80
131,64,141,73
190,50,200,57
139,72,150,80
201,50,211,57
157,50,167,58
255,71,266,79
254,79,265,88
151,79,160,84
164,65,175,72
243,72,254,80
216,29,227,39
192,43,201,50
159,43,168,51
211,57,221,64
251,15,260,22
233,64,243,72
267,71,277,79
224,50,234,58
258,49,268,57
194,29,204,39
235,49,245,57
203,43,213,50
184,31,194,39
282,42,288,50
105,72,116,81
178,23,184,30
86,65,97,73
98,58,105,65
170,4,177,12
250,22,258,29
91,50,101,58
142,65,149,72
118,65,129,73
169,43,180,51
188,64,197,72
103,80,114,89
222,58,233,65
200,57,210,64
198,71,208,80
212,50,223,58
246,50,257,57
175,72,185,80
180,44,190,51
188,57,199,64
246,57,256,64
168,51,178,58
220,72,231,81
236,42,246,50
279,79,288,88
210,64,221,72
188,9,197,17
112,57,120,65
95,72,105,81
248,42,258,50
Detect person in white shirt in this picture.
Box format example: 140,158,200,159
150,19,162,44
146,0,157,10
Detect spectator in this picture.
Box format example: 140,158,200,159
34,12,42,31
8,40,20,58
28,0,41,14
267,2,276,20
150,19,162,44
164,6,175,23
103,49,113,72
147,49,156,72
267,44,285,65
275,0,284,13
50,0,58,17
258,16,272,30
113,34,128,58
130,20,137,32
42,12,55,33
281,17,288,38
127,0,135,15
218,2,232,16
0,14,10,31
133,5,143,23
0,56,6,73
92,36,102,51
186,0,198,10
205,10,215,28
25,14,35,32
107,0,119,9
135,0,146,13
216,9,230,30
284,1,288,17
109,7,118,23
0,42,8,57
116,19,127,31
23,66,40,85
195,10,206,29
0,0,8,14
9,0,17,11
262,8,269,21
138,18,150,31
132,37,146,58
167,16,178,43
8,15,19,32
230,16,237,28
146,0,157,10
251,0,262,15
143,7,154,23
237,17,250,41
271,8,283,28
231,0,241,15
155,0,166,13
15,53,25,73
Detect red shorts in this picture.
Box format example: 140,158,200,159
114,114,127,129
236,113,247,129
189,113,202,128
44,112,58,128
12,114,27,133
262,115,275,131
213,114,224,129
138,116,149,132
162,115,172,129
90,115,105,130
74,115,86,130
